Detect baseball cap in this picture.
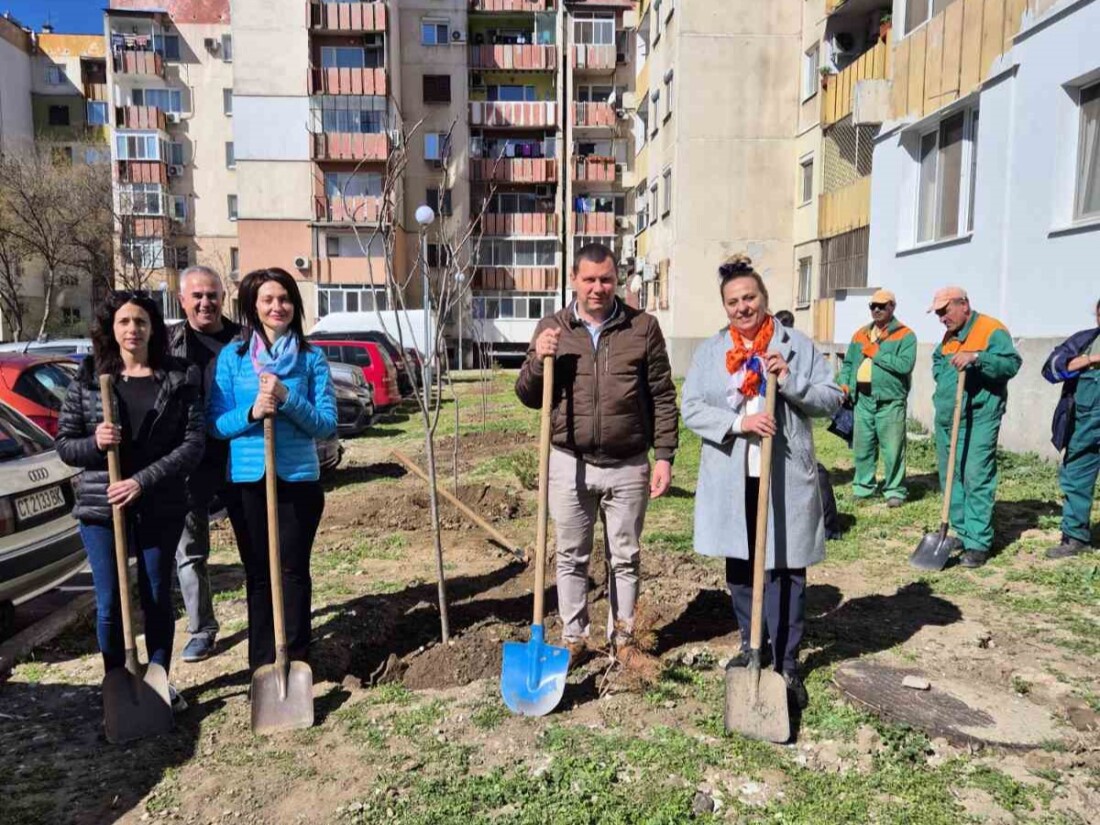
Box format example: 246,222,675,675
870,289,896,305
928,286,968,313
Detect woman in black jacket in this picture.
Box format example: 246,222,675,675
55,292,204,710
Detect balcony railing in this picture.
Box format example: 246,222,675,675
572,157,617,183
312,132,390,161
112,50,164,77
469,0,552,11
120,216,171,238
115,105,167,131
571,44,617,72
314,194,382,223
114,160,167,185
571,212,616,234
84,82,108,102
470,157,557,183
821,29,890,127
818,177,871,239
468,44,557,71
472,267,558,291
571,102,616,127
480,213,558,236
309,1,387,33
309,67,387,96
470,101,557,128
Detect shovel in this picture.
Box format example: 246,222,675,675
250,417,314,734
724,376,790,743
501,355,568,716
99,374,173,745
910,370,966,571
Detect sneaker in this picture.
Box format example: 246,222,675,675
959,549,989,569
565,639,594,673
168,685,188,713
181,635,215,663
886,498,905,509
782,668,809,710
614,641,661,683
1046,536,1091,560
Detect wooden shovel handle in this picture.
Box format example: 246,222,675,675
264,417,289,662
99,374,138,654
940,371,966,526
533,356,553,626
750,377,779,653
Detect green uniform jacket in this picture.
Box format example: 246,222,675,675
836,318,917,402
932,311,1022,423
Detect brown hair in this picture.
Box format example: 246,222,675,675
718,253,769,305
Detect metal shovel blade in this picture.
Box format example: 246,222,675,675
501,625,568,717
102,662,173,744
250,660,315,735
724,662,790,743
909,525,953,571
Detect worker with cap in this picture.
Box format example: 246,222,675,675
836,289,916,506
930,287,1022,568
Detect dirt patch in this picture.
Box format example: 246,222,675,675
337,483,525,534
402,621,526,690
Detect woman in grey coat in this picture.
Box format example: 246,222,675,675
681,255,843,708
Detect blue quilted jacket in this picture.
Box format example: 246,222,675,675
208,342,338,483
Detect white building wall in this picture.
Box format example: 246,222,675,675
0,31,34,152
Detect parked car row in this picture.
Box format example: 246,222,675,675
309,330,426,403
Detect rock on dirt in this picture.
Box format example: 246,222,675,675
902,675,931,690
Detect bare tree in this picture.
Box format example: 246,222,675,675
0,223,30,341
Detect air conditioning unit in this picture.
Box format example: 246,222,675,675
293,255,310,270
615,107,627,119
167,164,183,177
615,162,626,176
166,112,181,123
387,128,403,148
451,30,466,44
203,37,220,53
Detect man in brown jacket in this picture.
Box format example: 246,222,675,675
515,243,678,676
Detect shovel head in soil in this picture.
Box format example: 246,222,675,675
103,659,173,744
724,653,790,743
501,624,568,717
251,659,315,735
910,524,954,571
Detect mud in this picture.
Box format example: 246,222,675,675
402,621,526,690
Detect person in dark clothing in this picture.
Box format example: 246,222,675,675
55,292,205,712
169,266,242,663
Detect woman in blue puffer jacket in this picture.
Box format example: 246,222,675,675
208,267,337,671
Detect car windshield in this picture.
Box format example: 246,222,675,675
15,362,75,410
0,403,53,462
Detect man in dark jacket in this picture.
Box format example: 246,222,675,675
1042,298,1100,559
169,266,241,662
515,244,678,678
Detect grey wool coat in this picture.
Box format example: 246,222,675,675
681,322,843,570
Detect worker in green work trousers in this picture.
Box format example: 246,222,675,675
836,289,916,507
930,287,1022,569
1042,298,1100,559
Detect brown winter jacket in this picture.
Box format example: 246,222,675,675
515,300,679,466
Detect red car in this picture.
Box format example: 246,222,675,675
0,355,77,437
311,339,402,410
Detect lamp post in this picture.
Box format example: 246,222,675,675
414,204,436,391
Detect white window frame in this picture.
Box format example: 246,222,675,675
799,154,814,206
661,167,672,217
221,34,232,62
573,12,615,46
663,70,674,121
45,66,64,85
914,106,979,245
170,195,187,221
223,88,233,116
797,257,813,308
802,45,820,102
635,182,649,232
1074,80,1100,222
650,88,660,137
230,247,239,278
86,101,109,126
227,194,238,221
115,131,165,161
118,183,164,216
421,18,450,46
649,182,659,224
471,292,557,321
317,285,388,317
131,87,183,114
122,237,165,270
425,131,448,164
225,141,235,169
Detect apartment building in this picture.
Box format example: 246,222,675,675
106,0,237,319
32,31,110,166
0,14,34,153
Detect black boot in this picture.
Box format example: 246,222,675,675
782,666,809,710
1046,536,1091,560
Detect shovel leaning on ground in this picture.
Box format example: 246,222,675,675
910,370,966,571
724,376,791,743
501,355,568,716
250,417,314,734
99,374,174,745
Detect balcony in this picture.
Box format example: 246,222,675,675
572,157,617,183
115,105,167,131
312,132,389,161
473,268,558,291
309,1,387,33
114,161,167,185
571,44,617,73
112,50,164,77
469,0,553,11
84,82,108,102
314,195,382,223
480,213,558,236
121,216,171,238
818,177,871,239
571,212,617,234
468,44,557,71
572,102,616,128
470,157,557,183
470,101,557,128
309,67,387,96
821,29,890,127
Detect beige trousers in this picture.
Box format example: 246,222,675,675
548,448,651,643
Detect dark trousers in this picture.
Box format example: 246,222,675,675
79,518,183,673
725,478,806,673
225,478,324,671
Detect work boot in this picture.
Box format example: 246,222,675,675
169,685,188,714
614,639,661,683
1046,536,1092,560
782,667,809,710
181,635,215,663
565,639,594,673
724,650,752,672
959,549,989,569
886,498,904,509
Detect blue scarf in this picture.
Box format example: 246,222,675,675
249,331,299,377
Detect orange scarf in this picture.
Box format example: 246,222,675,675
726,315,774,400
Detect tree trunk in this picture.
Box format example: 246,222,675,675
452,389,460,497
36,266,54,340
423,427,451,642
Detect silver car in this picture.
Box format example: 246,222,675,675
0,402,84,637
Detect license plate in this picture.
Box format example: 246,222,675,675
15,486,66,522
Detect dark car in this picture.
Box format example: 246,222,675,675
311,330,415,397
333,381,371,437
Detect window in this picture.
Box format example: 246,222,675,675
118,183,164,216
421,19,449,46
221,34,233,62
425,132,448,163
320,45,382,69
122,237,165,269
487,84,537,102
132,87,183,113
84,147,110,165
169,141,186,166
175,245,190,269
1075,82,1100,221
230,247,239,277
225,141,235,168
661,168,672,216
313,95,387,134
423,74,451,104
654,1,663,41
317,286,387,317
170,195,187,220
223,88,233,116
649,183,659,224
160,34,180,61
663,71,674,120
802,45,820,101
227,194,238,221
490,192,549,214
326,235,341,257
916,107,978,243
573,194,625,216
635,182,649,232
636,97,649,145
45,66,63,85
797,257,812,307
573,12,615,45
324,171,382,198
649,89,660,136
61,308,82,326
800,155,814,205
473,240,557,268
48,105,70,126
426,243,451,269
905,0,955,35
471,292,557,321
115,131,165,161
86,101,108,126
427,187,453,216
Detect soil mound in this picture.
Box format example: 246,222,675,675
343,484,524,534
402,621,525,690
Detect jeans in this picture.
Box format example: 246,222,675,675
79,517,183,673
176,505,219,640
224,478,324,671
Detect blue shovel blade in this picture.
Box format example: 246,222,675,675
501,624,569,717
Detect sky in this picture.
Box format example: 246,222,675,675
2,1,105,34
